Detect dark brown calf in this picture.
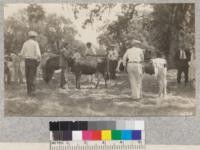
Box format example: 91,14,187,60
69,57,109,89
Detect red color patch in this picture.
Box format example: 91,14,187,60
92,130,101,140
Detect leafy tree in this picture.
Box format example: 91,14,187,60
4,4,78,55
150,4,195,67
4,9,29,54
27,4,45,24
74,3,194,67
71,4,155,56
44,14,77,53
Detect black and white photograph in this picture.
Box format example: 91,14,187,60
4,3,195,116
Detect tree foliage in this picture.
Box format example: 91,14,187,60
27,4,45,23
74,3,194,66
4,4,79,55
5,3,195,66
150,4,195,67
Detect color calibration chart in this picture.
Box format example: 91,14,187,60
49,120,145,150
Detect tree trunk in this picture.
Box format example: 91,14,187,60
168,27,179,69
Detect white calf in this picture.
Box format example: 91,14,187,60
116,57,167,97
151,58,167,97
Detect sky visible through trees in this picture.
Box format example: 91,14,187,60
4,3,194,67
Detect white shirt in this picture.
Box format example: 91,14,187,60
180,50,186,59
20,39,41,60
108,50,119,60
73,52,81,61
85,47,97,55
123,47,144,66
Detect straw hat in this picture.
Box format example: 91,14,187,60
28,31,38,37
131,39,142,45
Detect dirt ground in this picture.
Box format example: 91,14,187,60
4,70,195,117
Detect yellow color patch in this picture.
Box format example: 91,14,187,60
101,130,111,140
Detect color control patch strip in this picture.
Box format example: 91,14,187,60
50,121,145,150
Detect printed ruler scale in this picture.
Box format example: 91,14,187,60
49,121,145,150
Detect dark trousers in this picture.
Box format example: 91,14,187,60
25,59,38,95
109,60,118,79
177,66,189,84
4,63,11,84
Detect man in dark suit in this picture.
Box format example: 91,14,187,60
175,48,191,85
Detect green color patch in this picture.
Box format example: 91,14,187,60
111,130,122,140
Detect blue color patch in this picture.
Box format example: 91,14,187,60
132,130,142,140
121,130,132,140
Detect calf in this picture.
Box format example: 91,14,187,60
69,56,109,89
117,56,167,97
151,58,167,97
42,55,60,83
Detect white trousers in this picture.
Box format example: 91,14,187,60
127,63,143,99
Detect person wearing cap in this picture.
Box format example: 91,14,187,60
59,42,71,89
123,40,144,100
20,31,41,96
108,44,119,79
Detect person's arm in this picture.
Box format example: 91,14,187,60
122,51,128,66
108,51,112,59
140,49,144,61
36,42,41,61
20,43,26,59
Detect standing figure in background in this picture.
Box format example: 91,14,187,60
72,49,82,61
85,42,97,83
108,44,119,79
188,50,195,88
20,31,41,96
123,40,144,100
10,53,23,84
4,55,12,85
59,42,71,89
85,42,97,56
175,48,191,85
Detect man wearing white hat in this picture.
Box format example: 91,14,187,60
123,40,144,100
20,31,41,96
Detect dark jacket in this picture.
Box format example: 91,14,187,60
175,50,191,68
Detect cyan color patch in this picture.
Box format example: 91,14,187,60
121,130,132,140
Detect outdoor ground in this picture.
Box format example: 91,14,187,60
4,70,195,117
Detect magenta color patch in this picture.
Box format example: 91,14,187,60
82,130,92,140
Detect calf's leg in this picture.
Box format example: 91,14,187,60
75,73,81,89
103,73,107,88
95,73,100,89
78,74,81,89
75,74,78,89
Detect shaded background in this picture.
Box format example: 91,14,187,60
0,0,199,145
